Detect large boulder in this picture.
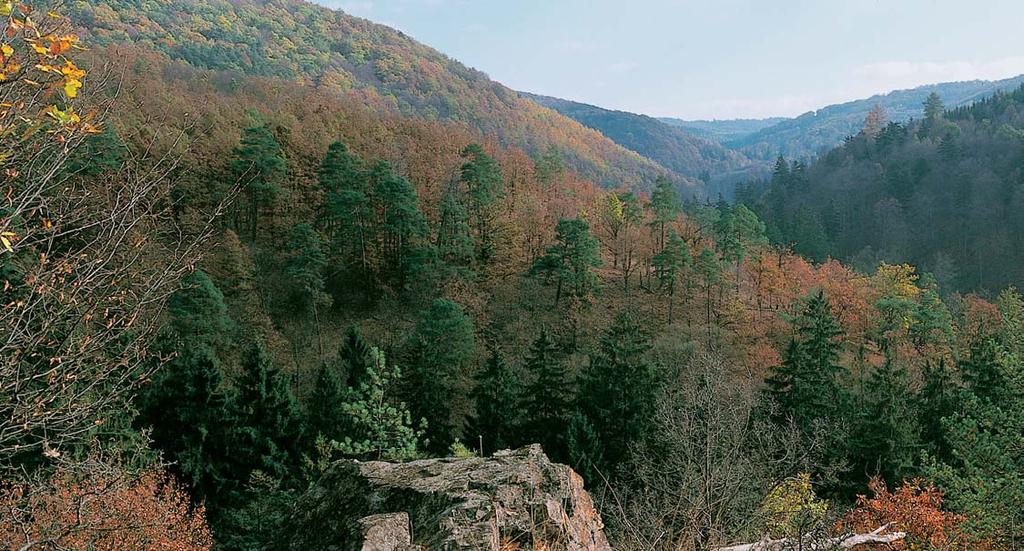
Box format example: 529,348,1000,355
280,445,612,550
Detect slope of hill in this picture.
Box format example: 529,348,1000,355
521,92,765,180
729,75,1024,161
70,0,692,193
659,117,786,143
739,84,1024,293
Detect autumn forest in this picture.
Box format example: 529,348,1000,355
3,1,1024,550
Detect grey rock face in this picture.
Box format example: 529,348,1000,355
281,445,612,550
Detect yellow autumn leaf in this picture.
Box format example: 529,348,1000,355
0,3,11,17
1,232,15,252
61,60,85,79
63,77,81,98
1,44,12,57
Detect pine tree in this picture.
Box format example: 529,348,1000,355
652,230,690,324
647,175,680,252
522,329,572,459
459,143,504,263
284,223,331,317
236,341,303,482
319,141,372,293
530,217,602,305
405,299,477,453
534,144,564,188
693,246,722,333
436,181,476,275
335,348,421,461
579,311,656,470
230,124,286,240
470,348,520,455
923,92,945,122
370,160,431,289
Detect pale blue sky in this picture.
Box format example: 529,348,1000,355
313,0,1024,120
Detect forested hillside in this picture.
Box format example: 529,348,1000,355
741,88,1024,294
522,92,767,185
7,3,1024,551
659,116,786,143
687,75,1024,161
67,0,694,193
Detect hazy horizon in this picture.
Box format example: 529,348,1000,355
315,0,1024,120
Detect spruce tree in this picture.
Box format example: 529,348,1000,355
919,359,956,461
405,299,477,453
766,291,847,431
926,343,1024,545
236,341,303,482
522,329,572,459
139,270,239,506
470,348,520,455
567,412,604,485
338,325,374,388
307,359,347,443
852,359,921,485
137,347,240,507
579,311,656,470
165,270,235,354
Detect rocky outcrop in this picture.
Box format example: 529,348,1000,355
280,445,612,550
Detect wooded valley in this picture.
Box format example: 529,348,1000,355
4,1,1024,550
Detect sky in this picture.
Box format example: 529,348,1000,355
313,0,1024,120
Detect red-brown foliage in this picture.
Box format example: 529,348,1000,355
0,463,213,550
841,477,974,551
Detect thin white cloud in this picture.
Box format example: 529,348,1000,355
606,62,638,75
663,94,820,120
851,57,1024,92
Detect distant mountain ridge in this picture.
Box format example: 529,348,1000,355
70,0,695,193
520,92,769,195
691,75,1024,161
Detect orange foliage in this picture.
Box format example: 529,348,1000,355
841,477,974,551
953,294,1002,348
0,464,213,550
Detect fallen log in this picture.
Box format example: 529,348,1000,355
715,524,905,550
